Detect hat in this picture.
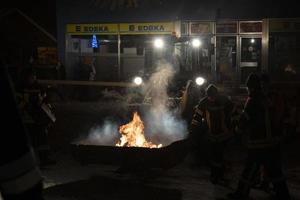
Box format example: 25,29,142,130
206,84,218,97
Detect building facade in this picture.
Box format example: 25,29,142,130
56,0,300,83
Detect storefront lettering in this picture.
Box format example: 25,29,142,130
137,25,165,32
80,26,109,32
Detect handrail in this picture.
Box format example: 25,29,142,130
37,80,139,88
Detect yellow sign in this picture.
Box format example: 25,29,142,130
119,22,175,34
66,24,118,35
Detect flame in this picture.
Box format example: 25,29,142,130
116,112,162,148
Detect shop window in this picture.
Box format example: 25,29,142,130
269,33,300,81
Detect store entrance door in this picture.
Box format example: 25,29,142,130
216,36,237,84
239,37,262,84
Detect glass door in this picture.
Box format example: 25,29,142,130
216,36,237,84
239,37,262,83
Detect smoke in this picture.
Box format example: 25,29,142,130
142,60,188,145
80,60,188,147
143,60,175,110
80,120,119,145
144,110,187,146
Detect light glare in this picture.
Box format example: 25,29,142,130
192,38,201,48
154,38,164,48
133,76,143,85
195,77,205,86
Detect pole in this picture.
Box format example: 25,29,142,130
117,25,121,80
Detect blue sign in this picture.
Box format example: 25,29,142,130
91,34,98,48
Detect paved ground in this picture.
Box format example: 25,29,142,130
41,151,300,200
40,102,300,200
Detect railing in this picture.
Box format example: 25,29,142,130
37,80,139,88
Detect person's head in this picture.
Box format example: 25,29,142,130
246,73,261,93
206,84,218,100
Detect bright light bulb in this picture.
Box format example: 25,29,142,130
195,77,205,86
133,76,143,85
154,38,164,48
192,38,201,48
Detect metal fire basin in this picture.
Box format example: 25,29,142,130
71,139,189,170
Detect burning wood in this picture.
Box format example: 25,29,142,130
116,112,162,148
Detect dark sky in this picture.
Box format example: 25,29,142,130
2,0,299,36
1,0,56,35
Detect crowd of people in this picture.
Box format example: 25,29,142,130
183,72,298,199
1,54,299,199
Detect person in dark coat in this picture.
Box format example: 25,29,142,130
227,73,290,200
189,84,234,184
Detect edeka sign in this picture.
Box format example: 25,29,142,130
66,24,118,35
120,22,174,34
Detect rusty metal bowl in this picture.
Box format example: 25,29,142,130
71,139,189,170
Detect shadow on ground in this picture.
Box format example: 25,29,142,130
44,175,182,200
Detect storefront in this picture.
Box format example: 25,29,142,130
65,22,179,81
175,21,215,82
215,19,300,84
216,21,263,84
64,18,299,84
172,20,263,84
267,18,300,81
65,23,119,80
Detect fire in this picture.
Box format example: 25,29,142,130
116,112,162,148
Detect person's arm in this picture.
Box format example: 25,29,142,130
0,67,44,200
224,96,235,131
237,98,253,133
189,100,208,136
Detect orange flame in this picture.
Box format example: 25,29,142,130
116,112,162,148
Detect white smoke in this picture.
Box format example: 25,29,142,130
144,110,187,146
143,61,175,109
81,120,119,145
143,61,188,145
80,60,188,147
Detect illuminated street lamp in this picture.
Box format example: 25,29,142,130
195,76,205,86
133,76,143,86
251,38,255,43
192,38,202,48
154,38,164,49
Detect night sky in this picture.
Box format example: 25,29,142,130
1,0,56,35
1,0,300,36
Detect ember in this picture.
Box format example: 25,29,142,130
116,112,162,148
